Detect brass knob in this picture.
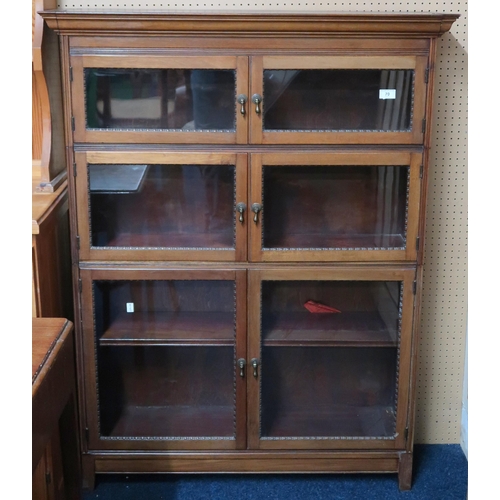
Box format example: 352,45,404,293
237,94,247,115
251,203,262,223
251,358,259,378
236,202,246,223
251,94,262,114
237,358,246,378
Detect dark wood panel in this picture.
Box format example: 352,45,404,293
93,454,400,473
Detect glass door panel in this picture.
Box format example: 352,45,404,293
75,151,247,261
85,68,236,131
71,55,248,144
261,347,397,439
263,69,412,131
247,268,414,450
97,345,235,439
261,281,400,348
81,270,246,450
249,152,422,262
250,56,428,144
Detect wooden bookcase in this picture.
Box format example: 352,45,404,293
40,10,458,491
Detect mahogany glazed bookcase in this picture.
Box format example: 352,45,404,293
40,10,458,490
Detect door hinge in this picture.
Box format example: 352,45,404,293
69,66,73,82
421,118,426,134
73,161,77,177
85,427,90,444
419,164,424,179
404,426,409,442
424,66,430,84
45,471,51,485
412,280,417,295
76,235,80,250
416,236,420,252
71,116,75,131
78,278,83,293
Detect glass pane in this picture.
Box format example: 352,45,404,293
260,280,401,439
263,69,413,132
263,165,408,250
94,280,236,439
89,164,235,249
85,69,236,131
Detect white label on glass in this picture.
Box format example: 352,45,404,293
379,89,397,100
126,302,134,313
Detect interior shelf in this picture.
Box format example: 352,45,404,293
261,404,396,439
92,231,234,250
262,311,398,347
263,233,406,251
99,311,235,346
103,404,235,439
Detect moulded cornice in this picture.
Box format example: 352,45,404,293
39,10,459,38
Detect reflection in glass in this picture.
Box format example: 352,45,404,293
263,69,413,131
85,69,236,131
93,280,236,439
89,164,235,249
260,280,401,439
262,165,408,250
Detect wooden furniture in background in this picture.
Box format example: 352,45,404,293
32,179,72,319
40,10,458,491
32,0,67,192
32,0,73,319
32,318,81,500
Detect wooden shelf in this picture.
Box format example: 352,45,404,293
93,231,234,250
99,311,235,346
261,405,396,439
263,233,406,250
104,404,235,439
262,311,398,347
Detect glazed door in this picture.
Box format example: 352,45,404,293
249,55,428,144
249,151,422,262
247,267,415,450
74,151,248,261
70,54,249,144
80,268,247,451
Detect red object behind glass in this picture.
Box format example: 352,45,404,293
304,300,341,314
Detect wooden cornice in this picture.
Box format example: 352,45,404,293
39,10,459,38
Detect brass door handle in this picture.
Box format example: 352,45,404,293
237,358,246,378
251,203,262,223
251,94,262,114
236,202,246,223
251,358,259,378
237,94,247,115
